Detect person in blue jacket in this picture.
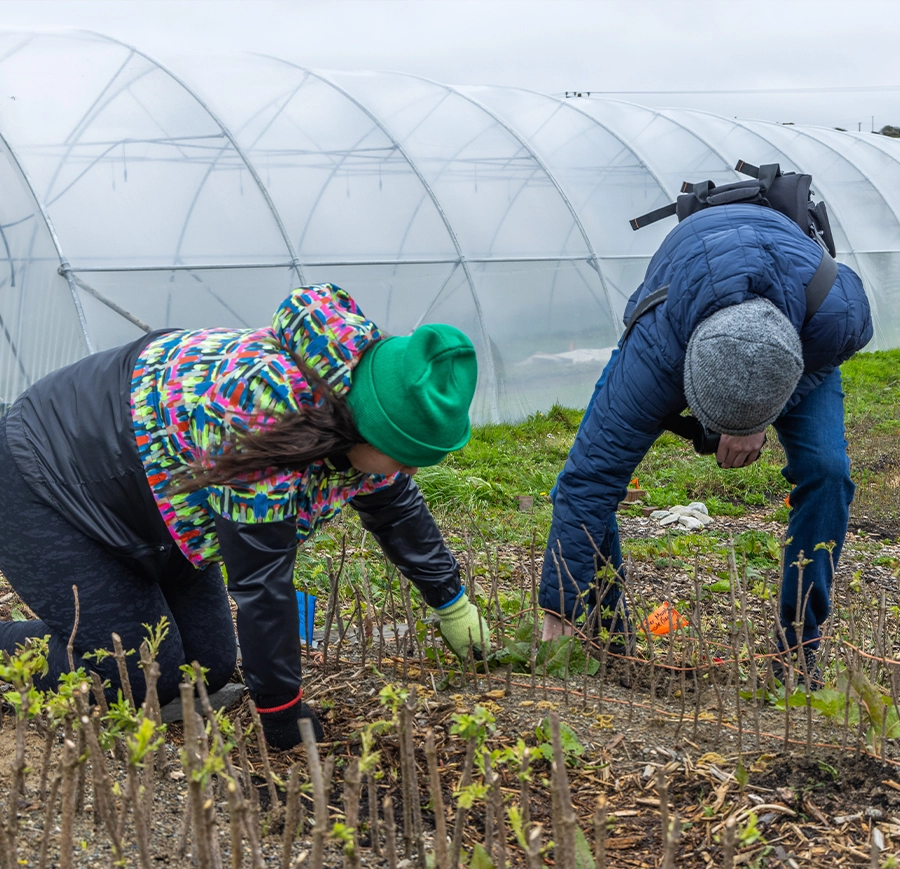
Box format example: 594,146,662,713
539,204,873,687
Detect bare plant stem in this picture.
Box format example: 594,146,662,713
449,736,476,869
400,693,424,868
226,779,244,869
127,761,152,869
737,559,761,747
37,724,56,804
722,815,736,868
529,534,538,695
549,712,576,869
366,770,380,857
483,752,495,864
111,632,135,709
281,763,302,869
78,700,124,861
301,717,328,869
59,738,77,869
525,825,543,869
73,726,87,816
492,762,506,869
181,682,214,869
247,702,280,821
7,698,27,858
594,794,607,869
66,584,79,673
235,711,262,844
424,730,447,869
343,757,362,869
662,812,680,869
383,796,399,869
140,639,167,780
37,771,61,869
519,748,532,830
89,670,110,719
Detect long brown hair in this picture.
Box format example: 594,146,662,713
170,359,363,494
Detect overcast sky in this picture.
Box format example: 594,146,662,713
1,0,898,130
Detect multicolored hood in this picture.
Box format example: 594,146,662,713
130,284,394,565
270,283,382,394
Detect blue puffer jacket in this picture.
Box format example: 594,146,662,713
539,204,873,619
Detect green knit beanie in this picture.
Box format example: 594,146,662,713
347,325,477,467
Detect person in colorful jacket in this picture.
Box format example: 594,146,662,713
0,284,488,749
539,205,872,687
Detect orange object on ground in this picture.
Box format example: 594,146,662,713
643,601,688,636
784,484,796,508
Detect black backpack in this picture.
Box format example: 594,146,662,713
630,160,836,258
624,160,838,341
625,160,840,455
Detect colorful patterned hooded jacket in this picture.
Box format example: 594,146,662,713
130,284,395,566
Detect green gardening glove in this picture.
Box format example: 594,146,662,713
434,590,490,660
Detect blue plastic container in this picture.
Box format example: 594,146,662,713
296,591,317,643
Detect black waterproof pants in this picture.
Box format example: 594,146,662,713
0,417,236,706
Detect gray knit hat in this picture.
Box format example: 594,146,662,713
684,298,803,436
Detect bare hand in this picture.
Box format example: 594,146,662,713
541,612,576,642
716,431,767,469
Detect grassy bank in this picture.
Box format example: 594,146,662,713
414,348,900,543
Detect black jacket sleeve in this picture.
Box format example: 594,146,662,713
213,512,302,704
350,475,462,609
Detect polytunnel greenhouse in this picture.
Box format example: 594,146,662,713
0,29,898,422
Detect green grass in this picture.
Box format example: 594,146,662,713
842,348,900,434
419,348,900,544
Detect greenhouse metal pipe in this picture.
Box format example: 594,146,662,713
84,32,307,285
533,91,674,201
171,139,245,267
0,129,94,353
421,77,618,329
74,261,297,272
409,261,462,331
0,220,14,287
527,91,679,310
794,128,900,229
43,63,161,208
0,308,29,384
44,135,229,210
70,254,606,273
63,49,136,146
843,133,900,216
267,63,459,281
272,61,500,420
69,274,152,333
651,107,742,179
241,59,405,259
671,108,854,251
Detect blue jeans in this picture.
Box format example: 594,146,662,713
772,367,853,650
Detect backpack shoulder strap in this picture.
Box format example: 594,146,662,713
804,248,838,326
621,284,670,341
630,203,677,231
